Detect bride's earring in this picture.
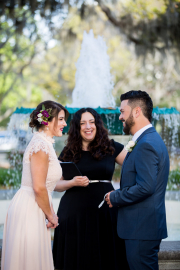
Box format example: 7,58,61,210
46,127,49,131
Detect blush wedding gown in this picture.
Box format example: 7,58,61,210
1,131,62,270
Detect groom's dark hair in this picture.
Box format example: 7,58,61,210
120,90,153,122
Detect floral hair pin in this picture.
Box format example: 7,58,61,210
36,104,52,126
125,140,137,152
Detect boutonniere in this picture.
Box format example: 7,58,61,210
125,140,137,152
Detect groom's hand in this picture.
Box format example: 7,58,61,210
105,192,113,208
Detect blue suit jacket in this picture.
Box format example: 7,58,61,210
110,127,169,240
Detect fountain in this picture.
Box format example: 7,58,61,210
69,30,115,108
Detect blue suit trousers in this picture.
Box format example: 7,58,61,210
125,239,161,270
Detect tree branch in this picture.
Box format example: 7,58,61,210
98,1,180,57
0,108,14,122
0,46,37,103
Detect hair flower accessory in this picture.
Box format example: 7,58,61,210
125,140,137,152
36,104,52,125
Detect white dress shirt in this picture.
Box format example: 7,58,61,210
132,124,152,142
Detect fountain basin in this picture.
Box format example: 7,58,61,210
10,106,180,135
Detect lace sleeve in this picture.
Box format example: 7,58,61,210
23,134,53,164
27,139,49,156
29,139,50,156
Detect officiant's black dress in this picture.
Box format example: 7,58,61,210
53,140,129,270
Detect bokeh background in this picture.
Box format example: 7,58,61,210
1,0,180,128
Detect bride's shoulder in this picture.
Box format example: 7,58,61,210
25,132,51,156
34,131,54,143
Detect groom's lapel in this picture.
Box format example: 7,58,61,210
120,127,156,179
121,151,130,173
120,150,131,180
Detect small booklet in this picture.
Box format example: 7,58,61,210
60,161,82,180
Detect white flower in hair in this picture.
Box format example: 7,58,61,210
36,104,52,126
37,117,43,123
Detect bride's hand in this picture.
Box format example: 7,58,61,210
51,203,56,216
46,213,58,229
72,176,89,187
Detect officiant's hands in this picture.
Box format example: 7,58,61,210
72,176,89,187
105,192,113,208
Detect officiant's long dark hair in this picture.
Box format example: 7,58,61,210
61,108,115,163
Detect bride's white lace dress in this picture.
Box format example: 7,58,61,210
1,131,62,270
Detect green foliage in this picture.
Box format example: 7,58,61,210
102,0,180,55
117,0,167,21
167,169,180,190
0,151,24,188
0,168,6,186
0,167,22,188
0,9,44,126
0,115,10,128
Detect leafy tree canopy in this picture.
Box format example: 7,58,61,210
27,4,180,110
98,0,180,65
2,0,180,59
0,8,44,124
1,0,180,128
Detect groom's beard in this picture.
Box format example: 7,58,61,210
122,113,135,135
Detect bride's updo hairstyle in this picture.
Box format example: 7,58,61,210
29,100,69,130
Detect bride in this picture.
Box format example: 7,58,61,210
1,100,68,270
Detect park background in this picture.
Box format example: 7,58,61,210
1,0,180,125
0,0,180,255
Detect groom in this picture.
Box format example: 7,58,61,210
106,90,169,270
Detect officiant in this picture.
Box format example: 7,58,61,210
53,107,129,270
